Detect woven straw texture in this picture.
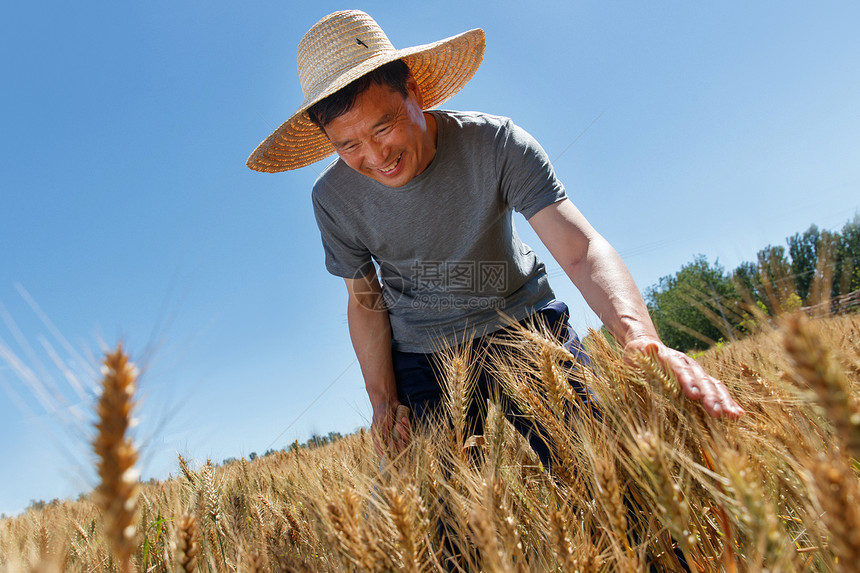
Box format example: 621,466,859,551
247,10,485,173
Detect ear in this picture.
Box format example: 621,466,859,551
405,74,424,108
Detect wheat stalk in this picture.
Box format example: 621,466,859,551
8,314,860,571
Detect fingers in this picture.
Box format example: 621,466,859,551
648,344,745,419
372,404,413,459
370,421,390,457
371,429,385,458
661,349,703,400
678,359,743,418
371,408,395,458
391,406,412,451
392,416,411,448
708,376,744,419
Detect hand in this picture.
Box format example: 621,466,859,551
624,337,744,419
370,401,412,457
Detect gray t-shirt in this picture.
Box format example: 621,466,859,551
312,110,566,352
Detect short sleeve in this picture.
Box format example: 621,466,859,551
497,119,567,219
311,186,372,279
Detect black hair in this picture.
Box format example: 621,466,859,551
306,59,411,129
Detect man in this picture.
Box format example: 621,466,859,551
247,10,743,455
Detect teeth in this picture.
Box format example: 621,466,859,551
380,154,401,173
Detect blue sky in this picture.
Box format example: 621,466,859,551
2,1,858,515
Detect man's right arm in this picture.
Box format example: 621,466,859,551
344,271,409,454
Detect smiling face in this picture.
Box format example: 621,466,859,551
322,76,437,188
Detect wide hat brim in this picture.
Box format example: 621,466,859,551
246,28,485,173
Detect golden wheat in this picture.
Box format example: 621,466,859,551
92,345,139,573
2,314,860,571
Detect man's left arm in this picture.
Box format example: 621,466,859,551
528,198,744,419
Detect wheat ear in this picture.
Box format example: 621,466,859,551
809,454,860,571
175,510,200,572
784,314,860,459
93,345,139,573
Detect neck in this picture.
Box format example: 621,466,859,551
417,111,438,175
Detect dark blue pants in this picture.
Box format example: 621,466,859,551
392,300,596,467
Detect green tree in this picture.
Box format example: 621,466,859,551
732,260,765,306
754,245,795,314
812,229,839,305
788,224,843,306
647,215,860,351
28,499,46,511
787,225,820,303
646,255,740,352
837,214,860,297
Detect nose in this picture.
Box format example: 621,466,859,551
365,139,389,168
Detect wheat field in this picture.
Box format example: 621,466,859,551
1,312,858,572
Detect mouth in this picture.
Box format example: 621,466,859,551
377,153,402,175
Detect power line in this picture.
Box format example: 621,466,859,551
265,358,357,451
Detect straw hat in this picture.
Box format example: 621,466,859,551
246,10,485,173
